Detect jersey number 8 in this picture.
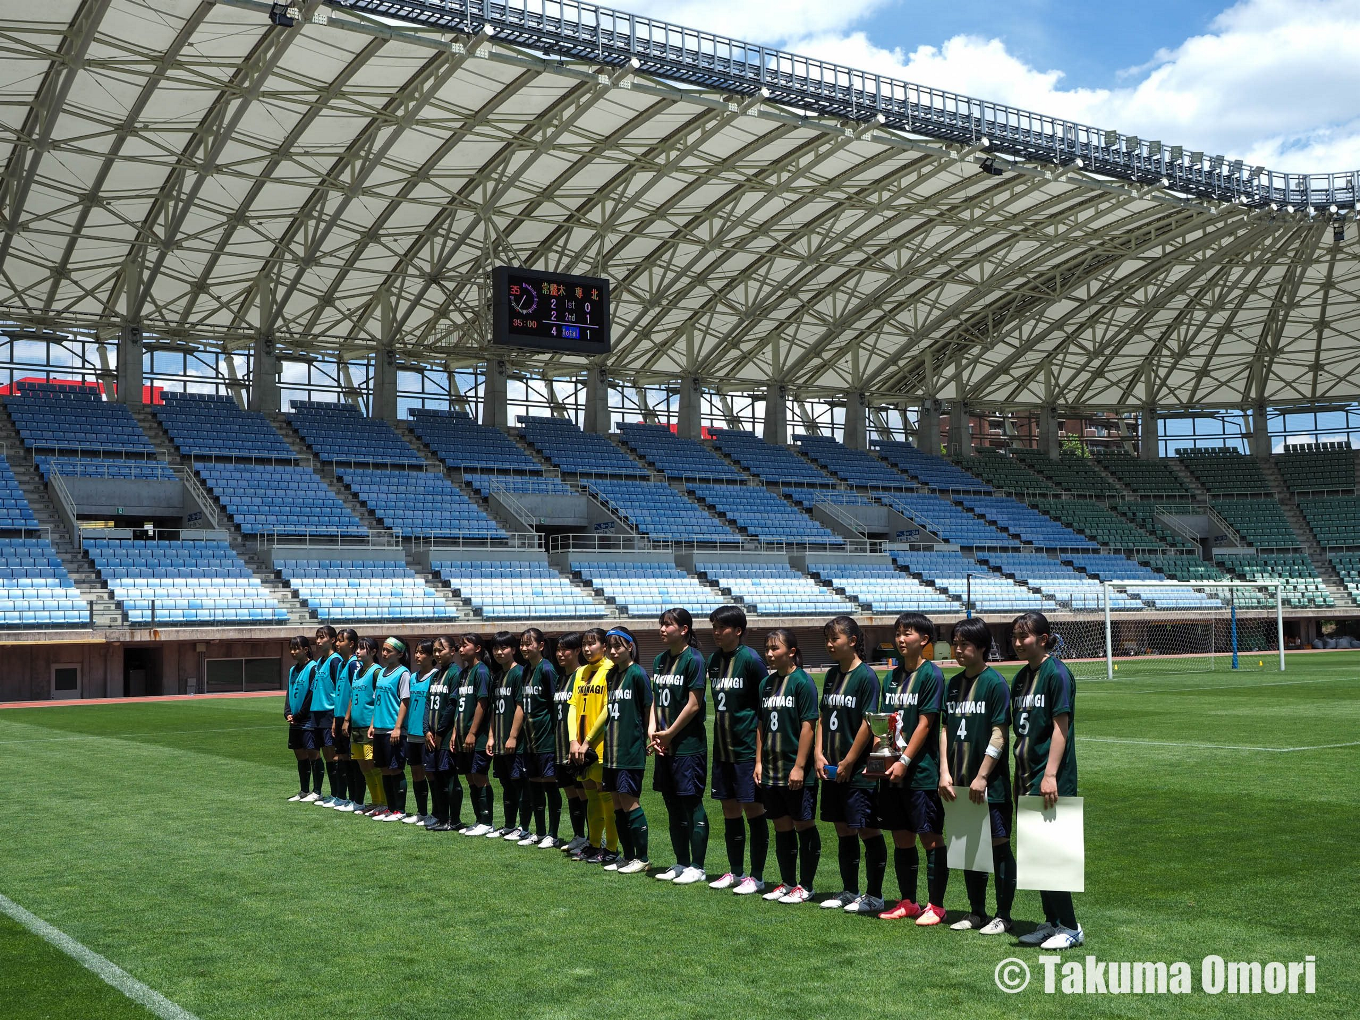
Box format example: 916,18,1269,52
768,711,779,731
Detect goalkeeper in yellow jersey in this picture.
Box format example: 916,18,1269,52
568,627,618,864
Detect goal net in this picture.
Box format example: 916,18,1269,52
1048,581,1284,681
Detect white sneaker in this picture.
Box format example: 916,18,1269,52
708,872,737,890
333,801,355,813
517,833,539,846
484,827,505,838
288,792,305,802
655,865,684,882
733,876,765,896
537,836,558,849
402,813,423,824
1018,922,1059,945
381,811,404,822
502,827,524,841
300,791,321,803
819,891,856,909
602,858,622,872
1040,925,1084,950
463,823,492,836
762,884,789,901
672,867,707,886
618,859,650,875
950,913,987,930
778,885,812,904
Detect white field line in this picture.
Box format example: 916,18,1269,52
0,892,201,1020
1085,737,1360,753
1079,676,1353,695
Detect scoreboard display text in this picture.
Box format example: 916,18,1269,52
491,266,610,355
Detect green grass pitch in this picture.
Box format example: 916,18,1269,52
2,652,1357,1019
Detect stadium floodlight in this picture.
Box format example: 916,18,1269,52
1330,204,1339,213
268,2,297,26
1270,202,1279,211
979,157,1005,176
1286,204,1295,213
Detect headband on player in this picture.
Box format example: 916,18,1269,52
604,628,635,647
383,637,406,654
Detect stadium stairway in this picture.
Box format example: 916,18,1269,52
1167,458,1214,502
1260,457,1356,607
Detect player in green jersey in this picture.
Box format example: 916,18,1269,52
553,633,590,852
518,628,564,848
706,605,769,895
331,627,362,813
455,634,496,835
486,632,527,840
876,613,949,924
284,636,319,802
814,616,889,915
649,608,710,885
940,616,1016,935
404,639,437,826
1009,612,1083,950
754,629,820,905
423,635,461,830
585,627,653,875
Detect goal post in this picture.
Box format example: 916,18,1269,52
1054,580,1285,681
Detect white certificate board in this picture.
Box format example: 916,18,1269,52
1016,795,1085,892
944,788,994,873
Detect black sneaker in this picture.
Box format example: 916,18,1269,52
573,845,602,862
431,821,453,832
597,850,620,867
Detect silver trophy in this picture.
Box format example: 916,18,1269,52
864,712,898,779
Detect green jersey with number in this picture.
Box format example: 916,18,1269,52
604,662,653,769
490,664,523,749
758,668,819,788
651,647,707,757
819,661,881,789
943,666,1011,804
520,659,558,755
882,659,945,791
708,645,766,763
453,661,491,750
552,667,579,764
1010,656,1077,797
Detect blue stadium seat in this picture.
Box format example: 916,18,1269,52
6,385,156,456
570,559,727,616
873,492,1019,547
870,440,991,493
687,484,842,545
693,561,852,615
955,496,1097,549
0,537,87,626
276,557,457,621
795,434,915,489
154,392,297,460
0,456,39,530
891,549,1053,612
408,410,543,474
709,429,836,486
35,458,177,483
519,416,649,477
194,463,367,536
584,480,737,542
806,560,958,613
337,468,507,540
288,401,424,465
618,423,745,481
429,555,600,619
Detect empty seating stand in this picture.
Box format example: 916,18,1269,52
585,480,737,543
782,488,878,511
978,553,1143,611
154,392,297,460
464,475,576,500
1030,499,1165,551
1328,553,1360,602
694,561,852,616
277,557,457,620
687,484,842,545
873,492,1018,547
1213,499,1301,549
1215,552,1333,609
429,556,599,619
1059,553,1223,610
409,409,543,474
806,560,958,613
709,429,837,486
36,458,177,483
618,423,745,480
891,550,1050,612
1095,451,1194,498
1299,497,1360,548
1177,448,1273,496
289,401,423,465
519,416,649,477
1275,445,1355,495
0,537,88,626
196,463,367,537
795,434,915,489
0,457,39,529
870,440,990,493
571,559,727,616
956,496,1097,549
337,468,506,540
958,449,1052,494
6,384,156,457
86,538,286,624
1011,448,1121,497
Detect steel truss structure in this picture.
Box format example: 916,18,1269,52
1,0,1358,412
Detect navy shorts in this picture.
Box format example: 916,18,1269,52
877,784,945,834
524,752,556,780
555,760,582,788
989,799,1013,841
424,741,455,774
406,741,426,770
710,759,758,803
331,723,351,757
372,732,407,771
601,767,644,796
653,752,707,798
762,784,818,822
287,725,318,751
309,711,334,734
492,753,521,781
820,783,878,829
458,748,491,776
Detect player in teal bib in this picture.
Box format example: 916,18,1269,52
940,616,1015,935
331,627,361,811
284,636,318,801
309,626,344,806
369,638,412,820
1009,611,1083,950
344,638,385,814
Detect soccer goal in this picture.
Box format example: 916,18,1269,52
1050,580,1285,681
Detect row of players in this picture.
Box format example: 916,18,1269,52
282,607,1082,950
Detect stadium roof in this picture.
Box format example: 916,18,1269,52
1,0,1358,411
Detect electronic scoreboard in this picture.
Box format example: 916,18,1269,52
491,266,610,355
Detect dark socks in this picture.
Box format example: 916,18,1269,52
798,826,821,889
964,869,990,917
723,816,746,875
993,843,1017,920
381,774,399,811
311,758,324,794
501,780,518,829
895,845,920,903
628,807,648,862
747,814,769,881
429,772,449,822
473,783,492,825
414,779,429,816
1046,890,1078,930
346,761,365,803
296,759,310,795
864,834,887,899
568,794,586,838
545,786,562,838
518,779,533,832
925,845,947,907
774,830,798,887
324,760,342,798
449,777,465,825
531,784,547,835
614,809,634,860
838,835,861,894
396,776,408,815
664,794,690,867
688,797,709,870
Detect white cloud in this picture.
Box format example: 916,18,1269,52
616,0,1360,171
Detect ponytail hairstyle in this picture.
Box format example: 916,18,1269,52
337,627,359,649
314,624,338,643
460,632,491,668
415,638,437,671
823,615,865,658
1010,611,1058,652
659,607,701,650
381,636,410,669
765,627,803,668
521,627,556,666
356,636,380,664
603,626,638,673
